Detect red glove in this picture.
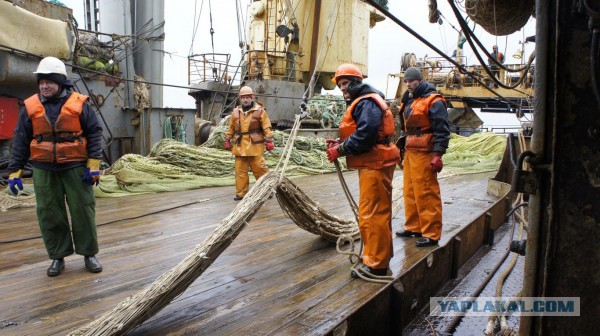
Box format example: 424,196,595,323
326,145,340,162
265,140,275,151
430,152,443,173
325,138,339,149
224,138,232,151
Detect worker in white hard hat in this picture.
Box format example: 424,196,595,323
6,56,104,277
224,86,274,200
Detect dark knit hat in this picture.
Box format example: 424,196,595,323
404,67,423,81
37,72,67,86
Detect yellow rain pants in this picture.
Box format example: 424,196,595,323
234,156,269,197
403,150,443,240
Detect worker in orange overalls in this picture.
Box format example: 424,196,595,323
395,67,450,247
224,86,274,200
326,64,400,279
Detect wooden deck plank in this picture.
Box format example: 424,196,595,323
0,171,497,335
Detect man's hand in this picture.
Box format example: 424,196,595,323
8,169,24,195
82,158,102,186
265,139,275,151
325,138,339,149
224,138,232,151
326,145,340,163
430,152,443,173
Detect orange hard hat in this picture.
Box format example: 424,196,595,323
239,86,254,96
332,63,364,84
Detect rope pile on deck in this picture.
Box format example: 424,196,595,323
0,186,36,212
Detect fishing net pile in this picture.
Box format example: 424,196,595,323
96,127,343,197
465,0,535,36
0,186,36,212
441,132,507,176
276,177,359,242
76,32,119,75
1,131,507,205
305,94,346,128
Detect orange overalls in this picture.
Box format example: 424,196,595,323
339,93,400,270
226,103,273,198
400,93,446,241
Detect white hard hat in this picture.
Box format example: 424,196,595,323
34,56,67,76
239,86,254,96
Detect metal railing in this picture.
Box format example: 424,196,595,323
412,56,535,90
245,50,300,82
188,53,240,86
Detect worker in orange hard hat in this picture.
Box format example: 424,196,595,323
331,63,364,84
7,56,104,277
395,67,450,247
327,63,399,280
224,85,275,200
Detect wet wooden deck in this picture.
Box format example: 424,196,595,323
0,171,499,335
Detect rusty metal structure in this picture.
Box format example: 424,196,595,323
187,0,387,135
518,0,600,334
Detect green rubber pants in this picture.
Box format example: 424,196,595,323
33,167,99,259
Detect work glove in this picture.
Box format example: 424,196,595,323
224,138,232,151
325,138,339,149
326,146,340,162
265,139,275,151
8,169,24,195
82,158,102,186
430,152,443,173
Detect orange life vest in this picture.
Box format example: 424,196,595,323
339,93,400,169
496,52,504,62
231,105,265,144
24,92,89,164
400,93,446,151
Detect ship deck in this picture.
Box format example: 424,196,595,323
0,171,503,335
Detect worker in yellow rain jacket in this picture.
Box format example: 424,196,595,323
395,67,450,247
326,64,400,279
224,86,274,200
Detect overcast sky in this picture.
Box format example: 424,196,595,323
63,0,535,126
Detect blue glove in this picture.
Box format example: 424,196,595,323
82,159,101,186
8,169,24,195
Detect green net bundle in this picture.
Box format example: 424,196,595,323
95,128,345,197
441,132,507,175
305,94,346,128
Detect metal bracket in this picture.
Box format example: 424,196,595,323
510,150,538,194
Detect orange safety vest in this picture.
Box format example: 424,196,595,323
24,92,89,164
400,93,446,151
230,105,265,144
496,52,504,62
339,93,400,169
